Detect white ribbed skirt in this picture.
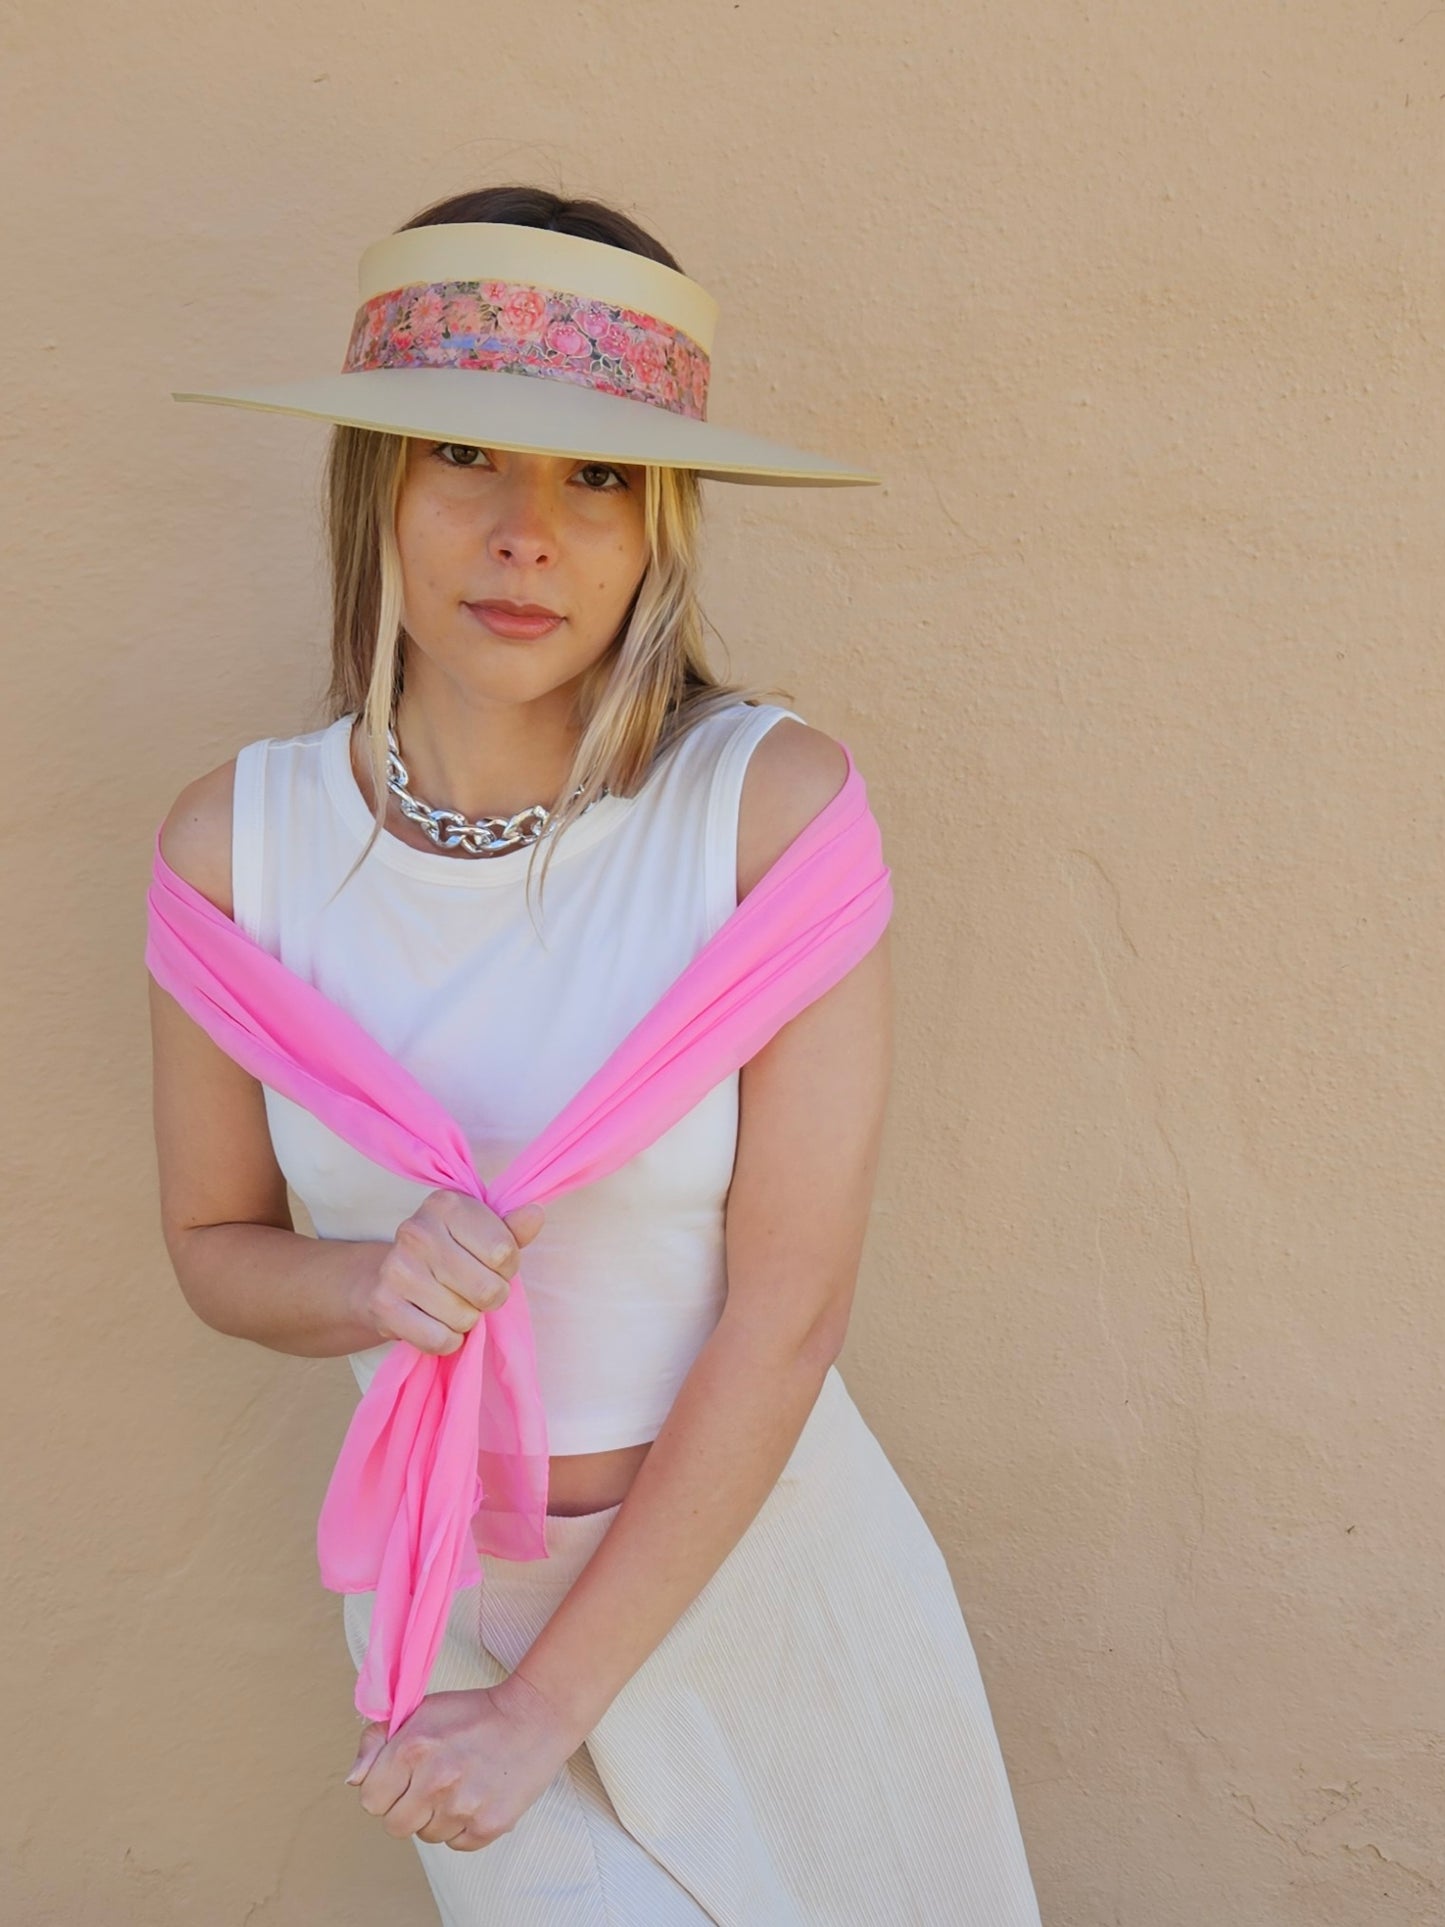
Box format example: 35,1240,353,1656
342,1366,1043,1925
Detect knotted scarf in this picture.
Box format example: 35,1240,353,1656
144,740,891,1736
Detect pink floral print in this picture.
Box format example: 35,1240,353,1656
341,277,711,419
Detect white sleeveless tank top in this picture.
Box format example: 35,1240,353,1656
230,697,801,1453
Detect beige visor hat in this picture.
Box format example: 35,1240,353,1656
171,220,882,489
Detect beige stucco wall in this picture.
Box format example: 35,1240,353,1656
4,2,1442,1921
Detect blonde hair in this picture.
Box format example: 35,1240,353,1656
318,425,792,936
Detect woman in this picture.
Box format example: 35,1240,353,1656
148,183,1043,1925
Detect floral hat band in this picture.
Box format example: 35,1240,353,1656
171,221,881,488
340,274,712,421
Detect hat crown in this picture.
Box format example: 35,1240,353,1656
343,222,715,423
358,222,718,356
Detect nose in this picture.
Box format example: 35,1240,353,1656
485,467,559,570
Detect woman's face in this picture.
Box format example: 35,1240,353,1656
394,438,650,705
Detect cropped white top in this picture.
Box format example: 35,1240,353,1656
229,697,800,1453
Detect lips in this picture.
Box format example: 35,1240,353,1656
464,600,565,640
469,599,562,618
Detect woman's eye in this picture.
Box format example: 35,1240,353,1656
434,442,487,468
431,444,625,490
576,462,627,491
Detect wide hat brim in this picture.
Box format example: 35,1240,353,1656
171,220,881,488
172,366,880,488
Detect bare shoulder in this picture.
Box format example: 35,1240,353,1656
156,756,238,919
736,715,850,902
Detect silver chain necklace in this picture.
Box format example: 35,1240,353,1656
384,723,609,858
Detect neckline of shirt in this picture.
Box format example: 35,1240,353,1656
320,711,643,888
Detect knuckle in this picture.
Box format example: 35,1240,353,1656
393,1217,428,1257
463,1200,513,1269
373,1267,412,1315
467,1807,511,1847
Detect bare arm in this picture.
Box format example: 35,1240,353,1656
149,757,390,1357
149,759,538,1361
508,720,893,1740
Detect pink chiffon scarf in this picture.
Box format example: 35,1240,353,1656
144,741,891,1736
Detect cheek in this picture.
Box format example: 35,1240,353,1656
574,515,643,593
398,501,469,584
600,548,646,602
602,517,648,589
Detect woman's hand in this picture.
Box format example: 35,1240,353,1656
345,1673,585,1851
356,1190,547,1356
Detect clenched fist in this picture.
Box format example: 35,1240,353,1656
354,1189,546,1356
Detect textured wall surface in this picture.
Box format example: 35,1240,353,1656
4,2,1444,1921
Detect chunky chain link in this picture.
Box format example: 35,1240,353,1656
383,725,608,858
